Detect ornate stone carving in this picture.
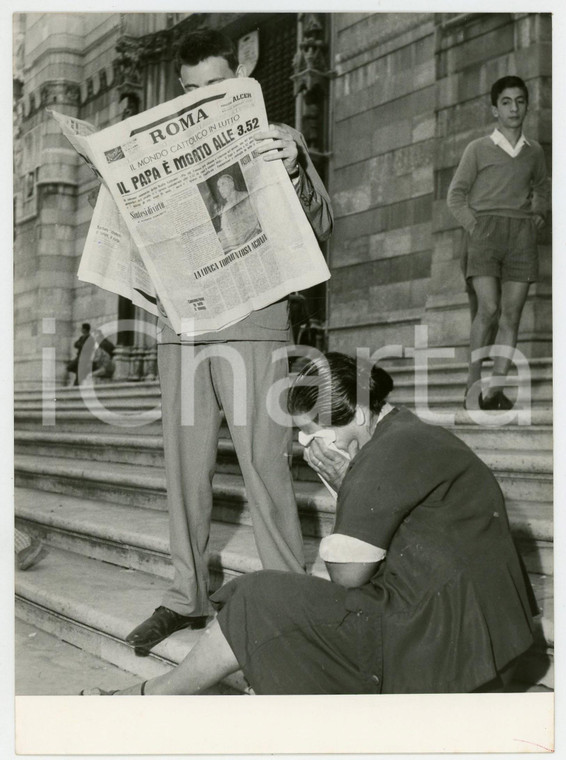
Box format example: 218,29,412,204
115,35,143,87
292,13,332,157
39,82,81,109
114,34,145,108
292,13,331,96
139,28,172,65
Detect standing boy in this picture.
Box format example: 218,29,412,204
447,76,549,410
125,29,333,655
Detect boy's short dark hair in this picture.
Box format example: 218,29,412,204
175,29,238,75
82,323,91,331
491,76,529,106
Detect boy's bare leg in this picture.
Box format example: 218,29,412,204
466,280,478,324
487,280,530,395
466,276,500,400
117,619,240,695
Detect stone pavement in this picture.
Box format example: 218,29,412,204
15,617,243,696
15,618,137,696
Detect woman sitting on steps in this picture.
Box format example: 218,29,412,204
81,351,537,695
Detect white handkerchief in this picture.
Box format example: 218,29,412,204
298,429,350,499
298,429,350,457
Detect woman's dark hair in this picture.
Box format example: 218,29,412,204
175,29,239,75
287,352,393,427
490,76,529,106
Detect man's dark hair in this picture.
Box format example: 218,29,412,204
491,76,529,106
175,29,238,75
82,323,91,332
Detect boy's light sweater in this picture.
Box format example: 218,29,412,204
447,134,549,233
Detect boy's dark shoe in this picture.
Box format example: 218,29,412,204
478,392,501,411
495,391,514,410
477,391,514,411
126,607,208,656
17,539,48,571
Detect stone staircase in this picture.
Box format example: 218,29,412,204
14,358,553,693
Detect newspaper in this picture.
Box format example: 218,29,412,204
49,78,331,336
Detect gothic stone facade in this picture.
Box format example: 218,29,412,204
13,12,551,388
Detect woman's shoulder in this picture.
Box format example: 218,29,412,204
350,408,418,469
365,407,469,464
373,406,423,440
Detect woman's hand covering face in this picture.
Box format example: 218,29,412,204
303,436,359,492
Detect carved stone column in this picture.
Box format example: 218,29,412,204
112,344,131,382
113,35,145,381
144,344,158,381
127,345,144,382
17,75,82,388
291,14,332,352
291,13,332,161
115,34,144,108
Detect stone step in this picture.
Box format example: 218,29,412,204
14,487,326,582
14,546,249,694
15,427,553,508
390,388,552,408
15,381,161,401
389,367,552,403
13,453,333,535
14,359,552,403
14,459,552,575
17,485,549,580
14,358,553,413
15,412,553,472
14,404,554,437
15,444,552,509
381,357,552,382
441,425,553,451
15,543,553,691
14,418,553,470
15,430,167,469
388,360,551,384
293,445,552,499
14,409,164,434
14,430,554,494
14,396,163,412
452,407,553,426
15,383,552,417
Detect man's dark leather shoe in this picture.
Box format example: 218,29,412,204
126,606,208,656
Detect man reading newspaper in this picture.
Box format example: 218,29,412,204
124,29,333,655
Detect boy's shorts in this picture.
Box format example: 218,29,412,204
462,215,539,283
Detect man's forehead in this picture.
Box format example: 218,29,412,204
180,56,236,83
498,87,526,101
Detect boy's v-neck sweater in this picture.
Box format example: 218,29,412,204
447,135,549,232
